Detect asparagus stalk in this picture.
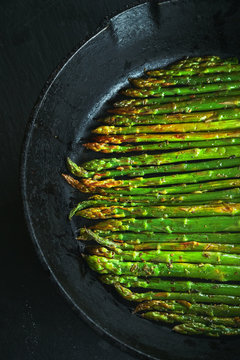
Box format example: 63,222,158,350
89,188,240,204
81,146,240,171
101,275,240,296
63,174,240,195
71,189,240,217
79,203,240,220
113,90,240,108
168,56,219,68
86,256,240,282
113,284,240,304
93,120,240,135
67,157,240,179
169,57,238,69
122,82,240,98
110,96,240,116
134,300,240,317
91,179,240,196
140,311,240,328
79,229,240,244
90,216,240,232
84,138,240,153
131,72,240,88
146,64,240,77
93,131,240,144
81,229,240,253
89,239,240,253
173,322,240,337
90,246,240,266
102,109,240,126
81,167,240,190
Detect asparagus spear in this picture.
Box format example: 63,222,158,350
122,82,240,98
86,256,240,282
70,189,240,217
111,283,240,301
79,229,240,244
93,131,240,144
169,57,238,69
81,167,240,190
80,203,240,220
65,176,240,195
140,311,240,328
102,275,240,296
146,64,240,77
93,120,240,135
134,300,240,317
90,246,240,266
67,157,240,179
89,188,240,204
89,239,240,253
102,109,240,126
81,229,240,253
173,322,240,337
168,56,219,68
81,146,240,171
92,179,240,196
131,72,240,88
84,138,240,153
113,90,240,108
110,96,240,116
90,216,240,232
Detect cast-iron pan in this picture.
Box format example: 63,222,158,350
21,1,240,359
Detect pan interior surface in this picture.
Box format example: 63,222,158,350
22,1,240,359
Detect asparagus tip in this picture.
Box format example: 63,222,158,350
62,174,91,193
67,157,89,178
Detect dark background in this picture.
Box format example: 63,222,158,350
0,1,146,359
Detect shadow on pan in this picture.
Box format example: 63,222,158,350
21,0,240,359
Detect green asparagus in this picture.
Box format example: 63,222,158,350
79,229,240,244
131,72,240,88
81,167,240,190
110,95,240,116
112,283,240,301
84,138,240,153
146,64,240,77
113,89,240,108
97,179,240,196
93,120,240,135
102,275,240,296
134,300,240,317
86,256,240,281
70,189,240,218
140,311,240,327
90,246,240,266
67,157,240,179
81,146,240,171
90,216,240,232
93,131,240,144
173,322,240,337
122,81,240,98
102,108,240,126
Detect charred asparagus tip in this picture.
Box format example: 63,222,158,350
67,157,89,177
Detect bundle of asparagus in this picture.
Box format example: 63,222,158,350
63,56,240,337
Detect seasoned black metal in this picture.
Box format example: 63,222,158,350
21,1,240,359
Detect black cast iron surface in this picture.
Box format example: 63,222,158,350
2,0,240,359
